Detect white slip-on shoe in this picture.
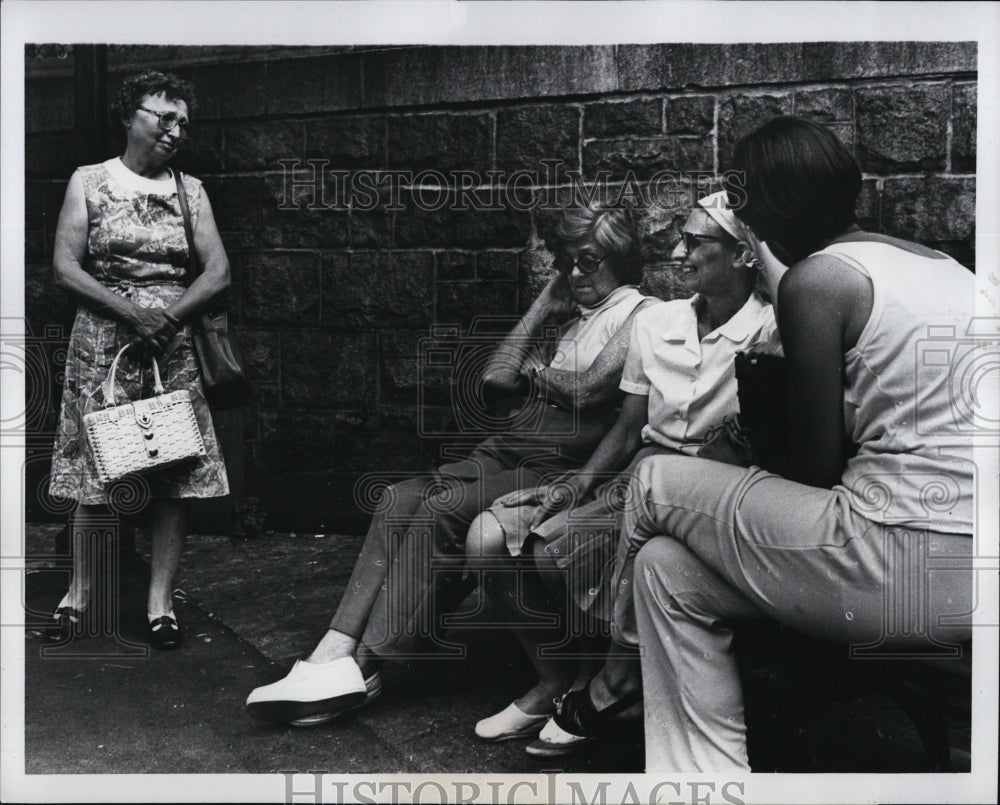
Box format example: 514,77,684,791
288,669,383,727
246,657,367,724
474,701,551,742
525,716,596,757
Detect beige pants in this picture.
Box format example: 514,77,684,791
623,454,973,772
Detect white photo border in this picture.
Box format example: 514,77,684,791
2,2,998,803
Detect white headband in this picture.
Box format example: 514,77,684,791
697,190,742,241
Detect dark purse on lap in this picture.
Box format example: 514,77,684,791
697,352,789,473
174,172,250,409
735,351,789,472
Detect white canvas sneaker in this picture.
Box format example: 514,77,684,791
474,701,551,742
246,657,367,724
288,668,382,727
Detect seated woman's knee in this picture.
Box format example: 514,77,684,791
629,453,690,499
634,538,688,589
466,510,507,560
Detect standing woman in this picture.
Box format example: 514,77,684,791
624,116,975,770
48,70,231,649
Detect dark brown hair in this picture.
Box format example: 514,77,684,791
730,116,861,265
111,70,195,123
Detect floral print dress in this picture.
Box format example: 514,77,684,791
49,158,229,506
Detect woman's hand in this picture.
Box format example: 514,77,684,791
535,274,577,318
528,473,588,530
496,486,549,508
128,306,178,354
742,338,784,361
495,474,587,528
518,351,547,381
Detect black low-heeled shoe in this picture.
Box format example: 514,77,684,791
555,686,642,736
46,606,86,643
148,615,182,650
526,686,643,757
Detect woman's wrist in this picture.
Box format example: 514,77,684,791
162,309,182,327
568,472,590,496
119,301,141,327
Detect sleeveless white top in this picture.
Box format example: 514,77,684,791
818,241,975,533
548,285,648,374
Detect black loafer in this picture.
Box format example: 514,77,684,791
148,615,182,650
46,606,86,643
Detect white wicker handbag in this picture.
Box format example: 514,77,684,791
84,343,207,485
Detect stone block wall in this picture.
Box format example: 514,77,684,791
24,43,977,530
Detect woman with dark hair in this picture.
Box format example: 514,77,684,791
626,117,975,770
467,192,779,754
48,70,232,649
246,203,656,725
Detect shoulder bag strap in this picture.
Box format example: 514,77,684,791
173,171,203,282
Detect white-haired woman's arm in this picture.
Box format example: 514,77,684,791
481,273,575,394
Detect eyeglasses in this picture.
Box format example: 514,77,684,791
137,106,190,137
681,232,729,254
553,252,608,275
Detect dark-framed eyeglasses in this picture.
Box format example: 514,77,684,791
137,106,190,137
681,232,729,254
553,252,608,275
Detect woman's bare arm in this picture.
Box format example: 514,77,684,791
481,274,575,394
777,255,871,488
524,392,648,528
52,172,143,324
163,186,232,323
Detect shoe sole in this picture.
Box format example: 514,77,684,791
475,721,548,743
525,737,596,758
150,638,182,650
288,673,382,727
248,690,368,725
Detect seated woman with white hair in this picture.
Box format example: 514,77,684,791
466,191,786,757
246,202,656,726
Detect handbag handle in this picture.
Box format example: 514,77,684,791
174,171,202,283
102,343,165,408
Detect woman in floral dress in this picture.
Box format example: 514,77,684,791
49,70,231,649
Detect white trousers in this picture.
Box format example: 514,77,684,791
624,454,973,772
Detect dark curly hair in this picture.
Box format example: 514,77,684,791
554,202,644,285
111,70,195,123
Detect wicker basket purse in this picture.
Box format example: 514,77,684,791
84,343,207,485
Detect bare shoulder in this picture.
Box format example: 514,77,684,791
779,253,871,305
58,170,88,216
832,230,949,260
778,253,874,348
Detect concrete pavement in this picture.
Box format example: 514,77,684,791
22,524,967,775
